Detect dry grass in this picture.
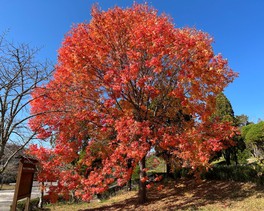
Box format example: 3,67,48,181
46,179,264,211
0,184,15,190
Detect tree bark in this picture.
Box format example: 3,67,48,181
224,149,231,165
127,178,132,191
166,162,172,178
138,156,147,204
127,158,132,191
38,182,44,208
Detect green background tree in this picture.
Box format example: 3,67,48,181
242,121,264,160
213,93,246,165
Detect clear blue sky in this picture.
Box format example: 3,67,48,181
1,0,264,122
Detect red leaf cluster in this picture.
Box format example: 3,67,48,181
28,4,237,201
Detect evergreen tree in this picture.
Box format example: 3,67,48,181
213,93,245,165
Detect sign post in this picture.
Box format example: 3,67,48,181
11,156,38,211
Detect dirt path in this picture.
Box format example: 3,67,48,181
0,186,40,211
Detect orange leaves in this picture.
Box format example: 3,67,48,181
154,175,163,182
28,3,238,202
157,120,238,169
114,116,152,146
157,185,164,191
140,177,147,183
146,183,153,189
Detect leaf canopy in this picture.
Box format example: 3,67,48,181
28,4,237,201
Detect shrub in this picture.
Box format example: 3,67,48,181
203,164,264,184
237,148,251,164
173,167,193,179
0,174,16,184
12,197,40,211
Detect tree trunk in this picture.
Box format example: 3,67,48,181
233,150,238,166
38,182,44,208
224,150,231,165
127,158,132,191
0,177,3,190
138,156,147,204
166,162,171,178
127,178,132,191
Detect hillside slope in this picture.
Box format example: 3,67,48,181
49,179,264,211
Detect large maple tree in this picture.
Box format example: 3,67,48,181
29,4,237,203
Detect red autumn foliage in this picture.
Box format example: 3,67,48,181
28,4,237,202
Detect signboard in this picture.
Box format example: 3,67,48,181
11,157,38,211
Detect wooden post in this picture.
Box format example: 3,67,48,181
11,156,38,211
25,197,30,211
11,160,23,211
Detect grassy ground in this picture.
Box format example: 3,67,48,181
0,184,15,190
44,178,264,211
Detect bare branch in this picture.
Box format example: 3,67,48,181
0,33,53,175
0,131,37,174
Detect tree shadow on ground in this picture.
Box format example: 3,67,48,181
147,179,263,210
80,179,264,210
